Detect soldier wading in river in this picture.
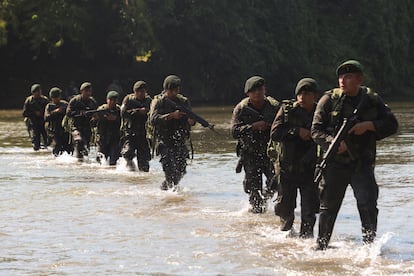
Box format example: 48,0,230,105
149,75,195,191
120,81,152,171
271,78,320,237
231,76,280,213
66,82,98,160
44,87,72,156
312,60,398,250
23,83,49,150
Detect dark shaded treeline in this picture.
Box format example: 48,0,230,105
1,0,413,108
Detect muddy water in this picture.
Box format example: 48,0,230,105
0,104,413,275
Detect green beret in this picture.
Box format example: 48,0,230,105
31,83,41,93
106,90,119,99
49,87,62,98
336,60,363,76
244,76,265,93
133,81,147,91
295,78,318,95
80,82,92,91
163,75,181,90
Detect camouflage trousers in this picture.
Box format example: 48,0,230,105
121,134,151,171
317,161,378,249
71,128,92,159
157,142,189,187
242,152,276,212
274,168,319,236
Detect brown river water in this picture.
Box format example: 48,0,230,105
0,104,413,275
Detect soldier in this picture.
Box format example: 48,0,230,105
66,82,98,160
231,76,280,213
96,91,122,166
312,60,398,250
44,87,72,156
148,75,195,191
271,78,320,237
23,83,49,150
120,81,152,171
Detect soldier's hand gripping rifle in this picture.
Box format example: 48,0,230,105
164,97,216,131
313,92,367,185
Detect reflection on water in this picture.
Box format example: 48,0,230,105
0,104,413,275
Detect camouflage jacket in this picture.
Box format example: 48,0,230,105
22,95,49,124
231,96,280,155
271,100,317,171
120,93,152,136
312,86,398,164
149,92,191,146
66,94,98,132
44,100,68,133
96,103,121,142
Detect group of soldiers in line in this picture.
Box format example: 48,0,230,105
231,59,398,250
23,75,194,192
23,60,399,250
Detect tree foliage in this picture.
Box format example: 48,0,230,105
0,0,413,108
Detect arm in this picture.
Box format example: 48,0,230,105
371,97,398,140
311,94,335,152
231,104,252,139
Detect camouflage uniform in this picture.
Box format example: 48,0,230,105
231,76,280,213
96,98,121,166
66,94,98,159
22,84,49,150
44,87,72,156
149,76,192,190
271,78,319,237
312,60,399,249
120,89,152,171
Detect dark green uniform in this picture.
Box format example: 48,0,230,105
231,96,280,213
66,94,98,159
96,103,121,165
120,93,152,171
149,92,191,190
44,100,72,156
312,86,398,249
23,94,49,150
271,100,319,237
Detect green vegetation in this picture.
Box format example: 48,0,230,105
1,0,413,108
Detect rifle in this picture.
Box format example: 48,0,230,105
75,109,108,117
164,97,215,131
314,92,367,185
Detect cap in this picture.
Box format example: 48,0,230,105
49,87,62,98
133,81,147,91
31,83,41,93
80,82,92,91
163,75,181,90
295,78,318,95
106,90,119,99
336,60,363,76
244,76,265,93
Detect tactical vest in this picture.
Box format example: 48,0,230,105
327,86,381,162
276,100,316,172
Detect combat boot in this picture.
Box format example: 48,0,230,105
280,214,294,231
299,221,314,239
362,228,376,244
160,181,169,190
249,190,265,214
